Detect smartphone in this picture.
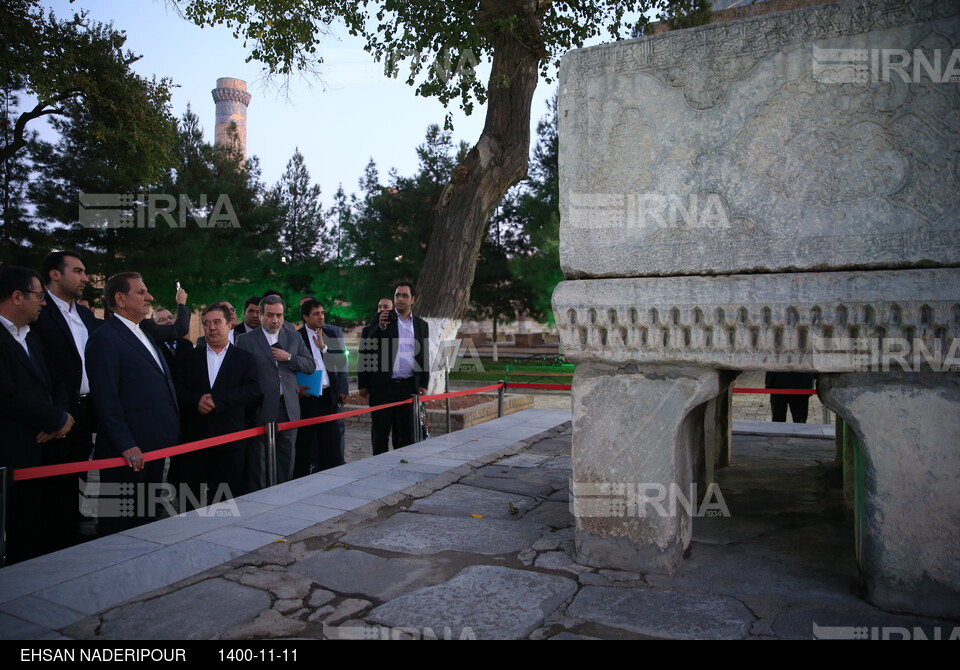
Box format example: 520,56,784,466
175,281,181,291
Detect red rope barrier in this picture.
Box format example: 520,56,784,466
507,382,572,390
279,399,411,431
13,426,267,481
733,388,816,395
421,383,504,403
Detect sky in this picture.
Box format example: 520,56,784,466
40,0,564,201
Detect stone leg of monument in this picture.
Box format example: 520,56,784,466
819,372,960,619
572,363,723,573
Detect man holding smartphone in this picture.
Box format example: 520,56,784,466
358,281,429,455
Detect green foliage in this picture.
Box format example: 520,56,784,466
0,0,177,171
337,124,464,322
1,88,48,265
178,1,675,122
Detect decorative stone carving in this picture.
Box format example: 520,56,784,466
553,268,960,371
558,0,960,277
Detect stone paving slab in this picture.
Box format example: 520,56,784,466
367,566,578,640
340,513,546,556
96,579,270,640
567,586,754,640
408,484,537,520
290,549,442,602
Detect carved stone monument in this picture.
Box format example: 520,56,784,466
553,0,959,617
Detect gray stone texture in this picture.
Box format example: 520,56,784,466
552,269,960,371
367,566,577,640
97,579,270,640
408,483,537,519
819,372,960,618
558,0,960,278
339,513,546,556
572,364,722,573
290,549,441,601
567,586,754,639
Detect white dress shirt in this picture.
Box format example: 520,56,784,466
48,291,90,394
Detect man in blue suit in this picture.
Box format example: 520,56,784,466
293,298,349,476
86,272,180,535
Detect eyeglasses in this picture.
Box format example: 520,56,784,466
21,290,46,301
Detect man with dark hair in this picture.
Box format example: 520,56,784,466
294,299,348,476
358,281,430,454
86,272,180,535
236,294,315,488
33,251,102,549
154,307,192,373
173,303,260,507
236,296,261,335
0,265,73,561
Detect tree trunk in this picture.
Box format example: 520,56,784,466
415,0,544,322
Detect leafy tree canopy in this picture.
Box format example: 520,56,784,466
0,0,176,177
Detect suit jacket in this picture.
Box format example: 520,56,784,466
175,343,260,448
33,293,101,412
0,327,69,468
141,303,191,343
86,316,180,457
297,323,349,404
358,313,430,392
236,326,315,423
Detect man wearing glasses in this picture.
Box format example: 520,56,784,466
358,281,429,455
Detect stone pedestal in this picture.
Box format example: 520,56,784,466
572,364,723,572
819,372,960,618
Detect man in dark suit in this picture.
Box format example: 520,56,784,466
86,272,180,536
174,304,260,508
293,299,349,476
32,251,101,550
233,296,261,337
236,295,315,489
358,281,430,455
0,266,74,562
153,307,192,373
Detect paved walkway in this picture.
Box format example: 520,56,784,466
2,406,953,640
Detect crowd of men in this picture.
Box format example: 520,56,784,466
0,252,430,564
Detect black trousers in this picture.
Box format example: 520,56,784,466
771,395,810,423
369,377,417,455
294,393,342,477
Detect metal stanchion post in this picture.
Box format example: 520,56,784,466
0,466,6,567
445,367,451,435
498,380,505,418
411,394,421,444
266,422,278,488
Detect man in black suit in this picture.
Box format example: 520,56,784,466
358,281,430,455
86,272,180,535
174,304,260,508
294,299,348,476
153,307,192,373
233,296,261,337
32,251,101,550
236,295,315,489
0,266,74,562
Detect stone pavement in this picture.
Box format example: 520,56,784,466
3,407,954,640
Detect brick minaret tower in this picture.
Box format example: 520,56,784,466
211,78,251,158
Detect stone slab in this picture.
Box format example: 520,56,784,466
567,586,754,639
96,578,270,640
558,0,960,277
367,566,577,640
340,513,545,556
290,549,440,601
408,484,536,520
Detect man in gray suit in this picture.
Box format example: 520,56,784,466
236,295,315,489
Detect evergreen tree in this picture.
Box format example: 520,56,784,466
1,88,47,266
